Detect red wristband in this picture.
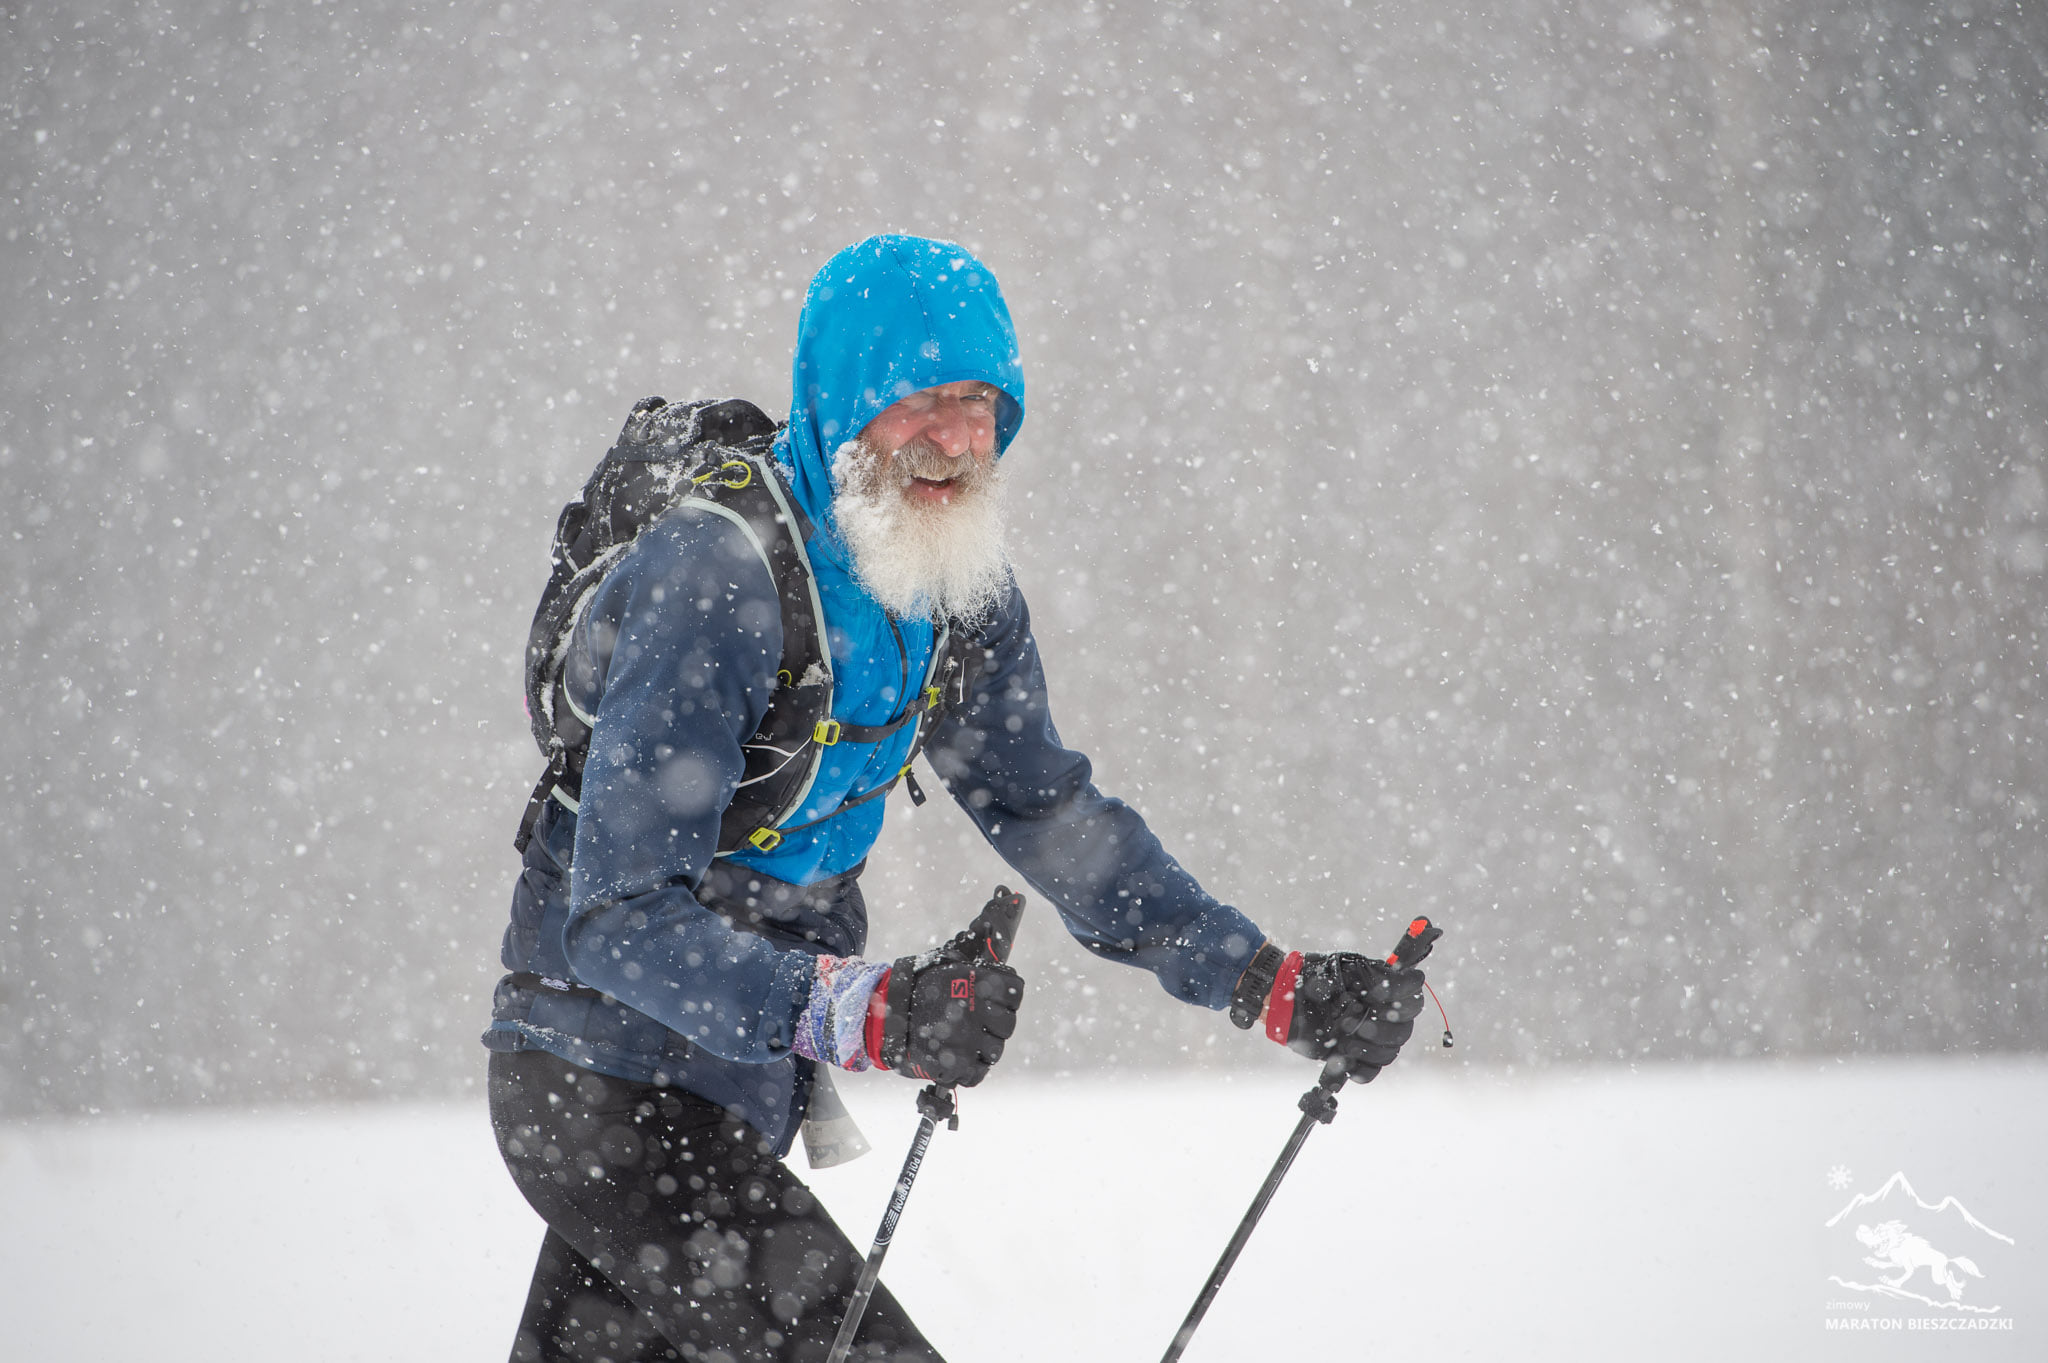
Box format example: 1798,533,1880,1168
1265,951,1305,1046
864,969,893,1068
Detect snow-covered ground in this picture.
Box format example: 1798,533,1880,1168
2,1058,2041,1361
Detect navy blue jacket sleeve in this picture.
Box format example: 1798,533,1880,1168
559,510,816,1062
924,584,1267,1009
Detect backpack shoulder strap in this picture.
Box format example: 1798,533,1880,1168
674,451,842,857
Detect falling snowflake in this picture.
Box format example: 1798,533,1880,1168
1827,1164,1853,1191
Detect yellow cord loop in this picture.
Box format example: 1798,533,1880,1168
692,459,754,490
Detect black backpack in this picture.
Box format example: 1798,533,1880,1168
515,396,974,858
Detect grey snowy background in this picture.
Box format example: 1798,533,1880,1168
5,0,2046,1115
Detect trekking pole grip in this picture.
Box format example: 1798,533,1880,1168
1386,914,1441,971
966,885,1026,967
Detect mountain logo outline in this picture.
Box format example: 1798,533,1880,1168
1823,1170,2015,1315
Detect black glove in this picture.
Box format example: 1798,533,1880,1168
1278,951,1425,1082
872,953,1024,1087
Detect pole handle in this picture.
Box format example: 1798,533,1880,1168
1385,914,1441,969
965,884,1026,967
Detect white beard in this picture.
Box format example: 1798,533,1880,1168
830,438,1011,626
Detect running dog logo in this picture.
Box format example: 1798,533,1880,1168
1824,1171,2015,1315
1854,1221,1982,1303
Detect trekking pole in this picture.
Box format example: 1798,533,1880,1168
1159,916,1443,1363
826,886,1027,1363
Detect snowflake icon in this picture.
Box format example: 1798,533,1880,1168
1827,1164,1853,1191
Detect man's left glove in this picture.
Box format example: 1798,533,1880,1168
790,945,1024,1088
868,954,1025,1087
1230,943,1425,1082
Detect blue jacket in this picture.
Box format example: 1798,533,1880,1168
486,236,1266,1153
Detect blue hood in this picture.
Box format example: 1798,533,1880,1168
774,235,1025,551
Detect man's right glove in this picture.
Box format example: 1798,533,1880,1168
864,951,1025,1087
1231,943,1425,1082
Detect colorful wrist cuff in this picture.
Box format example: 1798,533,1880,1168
792,955,892,1070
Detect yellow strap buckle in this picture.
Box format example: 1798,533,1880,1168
814,720,842,745
748,827,783,851
925,685,943,710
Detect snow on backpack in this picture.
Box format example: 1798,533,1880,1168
515,395,973,859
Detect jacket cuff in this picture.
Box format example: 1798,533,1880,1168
1228,941,1286,1029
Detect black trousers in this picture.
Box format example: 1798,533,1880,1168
489,1050,943,1363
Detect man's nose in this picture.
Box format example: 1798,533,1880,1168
923,404,977,458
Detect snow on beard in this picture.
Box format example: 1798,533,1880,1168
830,431,1010,626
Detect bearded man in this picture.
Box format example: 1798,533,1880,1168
484,235,1432,1363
